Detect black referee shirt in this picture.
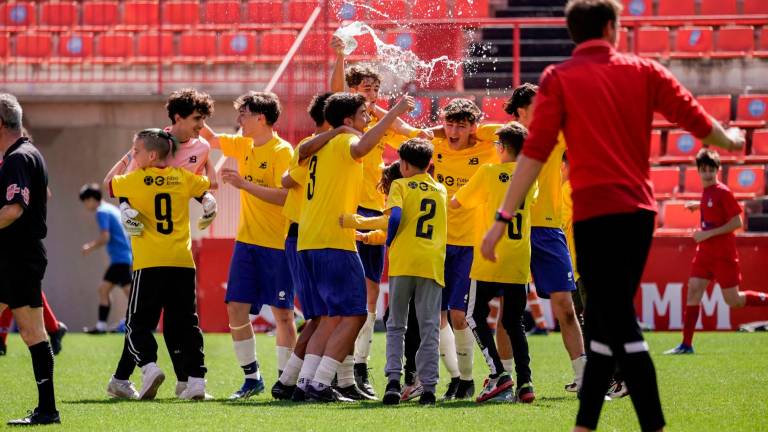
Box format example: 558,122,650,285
0,137,48,249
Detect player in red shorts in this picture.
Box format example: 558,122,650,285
666,149,768,355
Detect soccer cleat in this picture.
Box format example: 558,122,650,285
382,380,401,405
354,363,377,398
175,381,187,398
306,383,350,403
606,380,629,400
83,326,106,335
138,363,165,400
0,338,6,356
476,373,514,403
107,376,139,399
271,380,296,400
48,321,67,355
7,409,60,426
454,379,475,400
291,386,307,402
442,377,461,401
564,381,578,393
229,377,265,400
401,380,424,402
418,391,436,406
664,344,694,355
335,384,377,401
179,378,211,400
516,382,536,403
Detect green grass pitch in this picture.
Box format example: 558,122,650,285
0,332,766,431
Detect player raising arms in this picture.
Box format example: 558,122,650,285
453,122,538,403
201,92,296,400
109,128,212,400
665,149,768,355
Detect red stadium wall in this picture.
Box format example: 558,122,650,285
194,236,768,333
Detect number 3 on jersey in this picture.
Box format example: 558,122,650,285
415,198,436,239
306,155,318,200
155,193,173,234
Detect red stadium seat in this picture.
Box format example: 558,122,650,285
179,32,217,59
637,27,670,58
747,129,768,163
453,0,488,18
736,94,768,123
15,33,53,58
40,1,78,27
0,34,8,57
660,200,700,231
331,1,362,21
82,1,120,26
727,165,766,199
123,1,160,26
618,28,629,52
0,2,36,27
744,0,768,14
650,166,680,200
97,33,134,59
246,0,282,23
697,95,732,123
411,0,448,19
368,0,406,20
700,0,737,15
204,1,241,24
650,130,662,162
348,32,377,57
657,0,694,16
662,130,702,163
298,32,332,56
713,26,755,58
622,0,651,16
58,33,95,58
758,29,768,58
482,97,509,122
679,166,722,199
403,97,432,127
718,142,746,163
288,1,319,23
672,27,713,58
136,32,174,59
260,31,296,56
163,1,200,26
219,32,257,58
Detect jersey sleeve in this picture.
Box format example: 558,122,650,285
342,213,389,230
476,123,503,143
219,134,247,160
273,145,293,189
454,167,487,209
339,134,361,163
110,173,135,199
363,229,387,245
184,170,211,198
96,210,110,232
0,155,33,209
385,181,404,211
721,189,742,219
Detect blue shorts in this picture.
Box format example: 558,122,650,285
285,234,324,320
356,207,386,283
530,227,576,299
443,245,473,311
226,241,294,313
299,248,366,317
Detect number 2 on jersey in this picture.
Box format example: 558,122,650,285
415,198,436,239
306,155,318,200
155,193,173,235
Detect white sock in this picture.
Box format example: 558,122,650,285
233,338,260,380
297,354,322,390
439,325,460,378
313,356,341,387
353,312,376,364
276,345,293,372
454,326,475,380
96,321,107,331
572,354,587,387
502,358,514,375
337,355,356,388
279,353,304,386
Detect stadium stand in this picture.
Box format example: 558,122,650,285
672,27,713,58
204,1,242,25
368,0,407,20
622,0,651,17
662,131,703,164
59,33,95,58
0,1,35,27
179,32,218,60
713,26,755,58
219,32,258,58
748,129,768,163
40,1,78,28
411,0,449,19
727,165,766,199
700,0,738,15
650,166,680,200
123,1,160,26
247,0,284,23
659,200,700,231
658,0,695,16
83,1,121,27
163,1,201,26
260,30,296,56
744,0,768,14
481,96,510,122
15,33,53,58
679,166,719,200
637,27,670,57
136,32,174,59
96,32,134,60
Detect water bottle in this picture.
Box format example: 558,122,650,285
334,21,366,55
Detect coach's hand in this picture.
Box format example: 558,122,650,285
221,168,247,189
725,127,746,151
481,221,505,262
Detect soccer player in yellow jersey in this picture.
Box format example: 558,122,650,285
505,83,586,393
200,92,296,400
109,129,211,400
380,139,447,406
293,93,415,402
453,122,538,404
431,98,500,400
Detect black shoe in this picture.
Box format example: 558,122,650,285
455,379,475,399
291,386,307,402
306,384,349,403
271,380,295,400
48,322,67,355
354,363,376,398
335,384,377,401
442,377,460,401
0,338,6,356
7,409,61,426
418,391,436,406
382,379,401,405
83,326,106,335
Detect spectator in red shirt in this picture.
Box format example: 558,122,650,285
481,1,744,431
665,149,768,356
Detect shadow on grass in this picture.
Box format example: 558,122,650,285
65,397,229,405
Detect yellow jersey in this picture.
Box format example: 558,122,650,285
561,179,580,280
298,133,363,252
531,134,566,228
282,136,311,224
358,116,408,212
386,173,448,286
220,133,293,250
432,129,500,246
111,166,209,270
454,162,538,284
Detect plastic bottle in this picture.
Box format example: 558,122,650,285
334,21,367,55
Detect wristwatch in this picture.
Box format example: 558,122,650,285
495,209,513,224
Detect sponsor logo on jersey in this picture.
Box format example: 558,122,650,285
144,176,154,186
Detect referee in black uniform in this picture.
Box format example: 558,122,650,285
0,93,60,425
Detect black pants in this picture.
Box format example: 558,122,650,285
383,297,421,384
124,267,206,378
114,314,187,382
467,281,531,384
574,210,664,431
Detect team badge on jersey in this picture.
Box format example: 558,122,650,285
499,173,510,183
408,181,418,189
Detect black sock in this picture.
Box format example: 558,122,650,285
29,341,56,413
242,361,259,377
98,305,110,322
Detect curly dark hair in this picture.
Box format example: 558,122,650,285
496,122,528,156
442,98,482,124
324,93,367,128
166,88,214,124
234,91,281,126
307,92,334,127
398,138,434,170
345,64,381,88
